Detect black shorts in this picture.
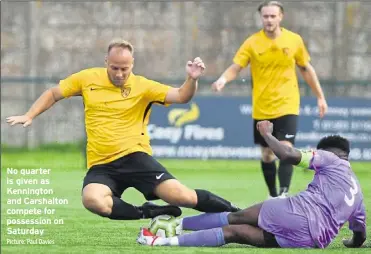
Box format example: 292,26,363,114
253,114,298,147
263,230,280,248
82,152,176,200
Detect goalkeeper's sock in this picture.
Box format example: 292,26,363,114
151,228,226,247
194,189,240,212
181,212,230,231
108,196,143,220
177,228,225,247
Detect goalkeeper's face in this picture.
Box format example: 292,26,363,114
105,47,134,87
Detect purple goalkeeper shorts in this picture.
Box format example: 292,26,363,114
258,198,316,248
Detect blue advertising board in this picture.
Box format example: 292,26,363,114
149,96,371,161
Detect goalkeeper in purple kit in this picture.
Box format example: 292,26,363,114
137,120,366,248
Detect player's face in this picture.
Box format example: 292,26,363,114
106,48,134,87
260,6,282,33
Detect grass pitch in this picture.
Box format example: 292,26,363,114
1,150,370,253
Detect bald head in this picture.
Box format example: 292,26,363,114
107,46,133,63
105,41,135,87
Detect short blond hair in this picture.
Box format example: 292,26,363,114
258,1,284,14
107,39,134,54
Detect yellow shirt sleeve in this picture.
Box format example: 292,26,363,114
295,36,311,67
145,80,172,104
233,38,251,68
59,71,84,98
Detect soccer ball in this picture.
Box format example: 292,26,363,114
148,215,179,237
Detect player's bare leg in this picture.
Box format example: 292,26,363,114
154,179,240,213
227,202,262,226
82,183,114,216
82,183,181,220
223,224,279,247
176,202,262,231
154,179,197,207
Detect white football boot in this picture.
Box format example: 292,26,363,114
137,228,162,246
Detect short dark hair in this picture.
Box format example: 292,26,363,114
258,1,284,14
317,135,350,155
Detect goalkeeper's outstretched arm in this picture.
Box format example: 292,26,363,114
256,120,311,167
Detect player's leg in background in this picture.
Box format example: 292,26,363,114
254,119,278,198
179,202,262,231
274,115,298,196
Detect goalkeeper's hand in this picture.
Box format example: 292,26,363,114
343,231,366,248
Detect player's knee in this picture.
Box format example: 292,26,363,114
82,194,112,217
261,148,275,162
82,184,113,217
228,203,262,225
222,226,239,243
227,210,255,225
227,211,244,224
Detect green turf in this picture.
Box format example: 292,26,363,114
1,151,370,253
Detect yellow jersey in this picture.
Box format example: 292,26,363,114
59,68,171,169
233,28,310,120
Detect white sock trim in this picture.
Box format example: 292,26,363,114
169,237,179,246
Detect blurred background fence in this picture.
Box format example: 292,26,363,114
1,1,371,151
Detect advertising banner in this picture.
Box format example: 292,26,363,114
149,96,371,161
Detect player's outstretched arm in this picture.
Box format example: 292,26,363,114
6,86,65,127
256,120,302,165
165,57,205,104
344,203,367,248
211,64,243,92
298,63,328,118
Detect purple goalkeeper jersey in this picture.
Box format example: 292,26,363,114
289,149,366,248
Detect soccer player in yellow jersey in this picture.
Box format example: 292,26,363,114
7,39,240,221
212,1,328,198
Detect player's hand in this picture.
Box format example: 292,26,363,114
342,232,366,248
256,120,273,136
343,238,355,248
6,115,33,127
342,238,364,248
186,57,205,80
317,97,328,118
211,78,226,92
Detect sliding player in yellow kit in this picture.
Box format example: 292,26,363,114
7,39,240,223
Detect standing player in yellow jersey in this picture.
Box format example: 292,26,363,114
7,39,240,221
212,1,328,198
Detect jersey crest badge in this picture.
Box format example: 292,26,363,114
121,87,131,98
